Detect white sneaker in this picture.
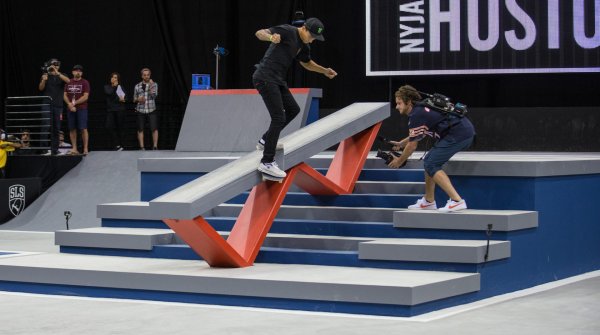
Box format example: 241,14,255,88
408,197,437,210
258,161,286,178
256,139,284,151
438,199,467,213
41,150,52,156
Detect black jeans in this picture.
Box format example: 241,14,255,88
253,80,300,163
50,105,62,154
106,109,125,147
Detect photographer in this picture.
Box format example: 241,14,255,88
388,85,475,212
0,129,22,178
38,58,70,155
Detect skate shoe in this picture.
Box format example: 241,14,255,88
438,199,467,213
407,197,437,210
258,161,286,178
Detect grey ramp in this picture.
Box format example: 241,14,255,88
0,253,479,306
0,152,152,232
148,102,389,219
359,239,511,263
176,89,321,152
394,209,538,231
55,228,175,250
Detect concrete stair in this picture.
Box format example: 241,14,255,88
394,209,538,231
359,239,510,263
0,252,480,316
56,227,511,266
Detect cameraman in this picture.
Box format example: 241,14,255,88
0,129,22,178
38,58,70,155
388,85,475,212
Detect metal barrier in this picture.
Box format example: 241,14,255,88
4,96,52,153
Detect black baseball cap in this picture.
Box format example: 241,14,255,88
72,64,83,71
305,17,325,41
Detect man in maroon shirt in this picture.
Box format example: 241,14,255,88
63,64,90,155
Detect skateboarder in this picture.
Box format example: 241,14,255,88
253,17,337,180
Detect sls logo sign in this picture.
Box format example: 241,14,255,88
366,0,600,75
8,184,25,217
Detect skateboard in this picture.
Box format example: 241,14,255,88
261,172,284,183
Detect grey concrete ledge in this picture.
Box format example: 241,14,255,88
55,228,175,250
212,204,402,223
393,209,538,231
359,239,511,263
0,253,479,306
445,152,600,177
137,151,600,177
137,153,423,173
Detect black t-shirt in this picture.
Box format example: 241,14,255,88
104,85,125,112
43,75,65,107
253,24,311,86
408,104,475,143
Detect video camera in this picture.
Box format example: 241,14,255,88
419,91,468,117
375,136,407,168
41,59,60,74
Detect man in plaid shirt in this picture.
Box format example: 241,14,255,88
133,68,159,150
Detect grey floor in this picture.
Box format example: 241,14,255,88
0,231,599,335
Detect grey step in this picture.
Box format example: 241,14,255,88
97,201,214,221
97,201,159,220
394,209,538,231
359,239,511,263
55,228,175,250
0,253,480,306
353,181,425,194
289,180,425,194
56,227,373,252
212,204,401,223
257,233,371,251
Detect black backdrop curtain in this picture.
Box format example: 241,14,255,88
1,0,599,151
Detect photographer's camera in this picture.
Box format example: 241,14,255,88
376,149,406,168
41,59,60,74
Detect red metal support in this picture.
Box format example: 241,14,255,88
163,168,297,267
293,122,382,195
162,122,382,268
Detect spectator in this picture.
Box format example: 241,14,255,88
38,58,69,155
63,64,90,155
133,68,159,150
20,129,31,149
104,72,126,151
0,129,22,178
